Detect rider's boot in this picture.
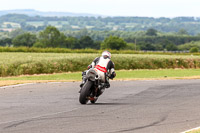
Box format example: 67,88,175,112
80,83,84,88
105,79,110,88
105,82,110,88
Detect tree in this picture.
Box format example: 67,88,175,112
79,36,94,49
33,42,45,48
23,25,36,31
9,28,25,38
101,36,127,50
160,39,178,51
76,28,88,38
93,41,101,49
0,38,12,46
166,43,178,51
140,43,156,51
190,47,199,53
123,43,139,50
64,37,80,49
146,28,158,36
12,33,37,47
178,41,200,51
61,24,72,30
178,29,189,35
36,25,46,31
154,44,163,51
37,26,65,48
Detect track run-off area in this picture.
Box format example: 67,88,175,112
1,79,200,133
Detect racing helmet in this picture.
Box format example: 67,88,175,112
102,51,111,59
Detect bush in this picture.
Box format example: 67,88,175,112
101,36,127,50
190,47,199,53
12,33,37,47
1,53,200,77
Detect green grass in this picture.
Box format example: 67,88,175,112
1,52,200,77
116,69,200,79
186,129,200,133
0,72,81,81
1,52,199,65
1,69,200,81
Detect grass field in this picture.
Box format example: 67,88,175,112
1,52,200,77
2,52,200,65
1,69,200,86
2,22,21,28
185,128,200,133
1,69,200,81
26,21,70,28
187,130,200,133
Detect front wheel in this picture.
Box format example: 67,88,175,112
90,97,98,104
79,80,93,104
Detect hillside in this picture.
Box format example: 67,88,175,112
0,9,99,17
0,12,200,35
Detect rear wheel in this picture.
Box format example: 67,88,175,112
79,80,93,104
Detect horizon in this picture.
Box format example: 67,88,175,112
0,9,199,18
0,0,200,18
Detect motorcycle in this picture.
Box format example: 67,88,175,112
79,68,109,104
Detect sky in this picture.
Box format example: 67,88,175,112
0,0,200,17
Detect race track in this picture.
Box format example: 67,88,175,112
1,79,200,133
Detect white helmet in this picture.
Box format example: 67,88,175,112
102,51,111,59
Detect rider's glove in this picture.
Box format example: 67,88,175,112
110,72,116,79
88,65,92,69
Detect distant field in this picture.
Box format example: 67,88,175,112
0,22,21,29
26,21,44,27
26,21,70,28
26,21,93,29
0,52,200,77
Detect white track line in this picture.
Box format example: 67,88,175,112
0,82,69,89
0,83,36,89
181,126,200,133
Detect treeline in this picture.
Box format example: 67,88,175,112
1,26,200,52
1,14,200,35
2,14,200,24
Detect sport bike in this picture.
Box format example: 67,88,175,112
79,68,109,104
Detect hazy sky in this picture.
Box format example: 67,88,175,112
0,0,200,17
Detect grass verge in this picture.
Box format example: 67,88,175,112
186,130,200,133
184,128,200,133
1,69,200,87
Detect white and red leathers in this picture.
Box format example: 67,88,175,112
90,56,115,83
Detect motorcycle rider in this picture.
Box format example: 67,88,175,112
80,51,116,89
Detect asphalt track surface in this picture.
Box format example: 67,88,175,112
1,80,200,133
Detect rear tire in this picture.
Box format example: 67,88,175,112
79,80,93,104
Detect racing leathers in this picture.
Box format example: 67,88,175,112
80,56,116,88
91,56,115,82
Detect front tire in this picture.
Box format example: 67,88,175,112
79,80,93,104
90,97,98,104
